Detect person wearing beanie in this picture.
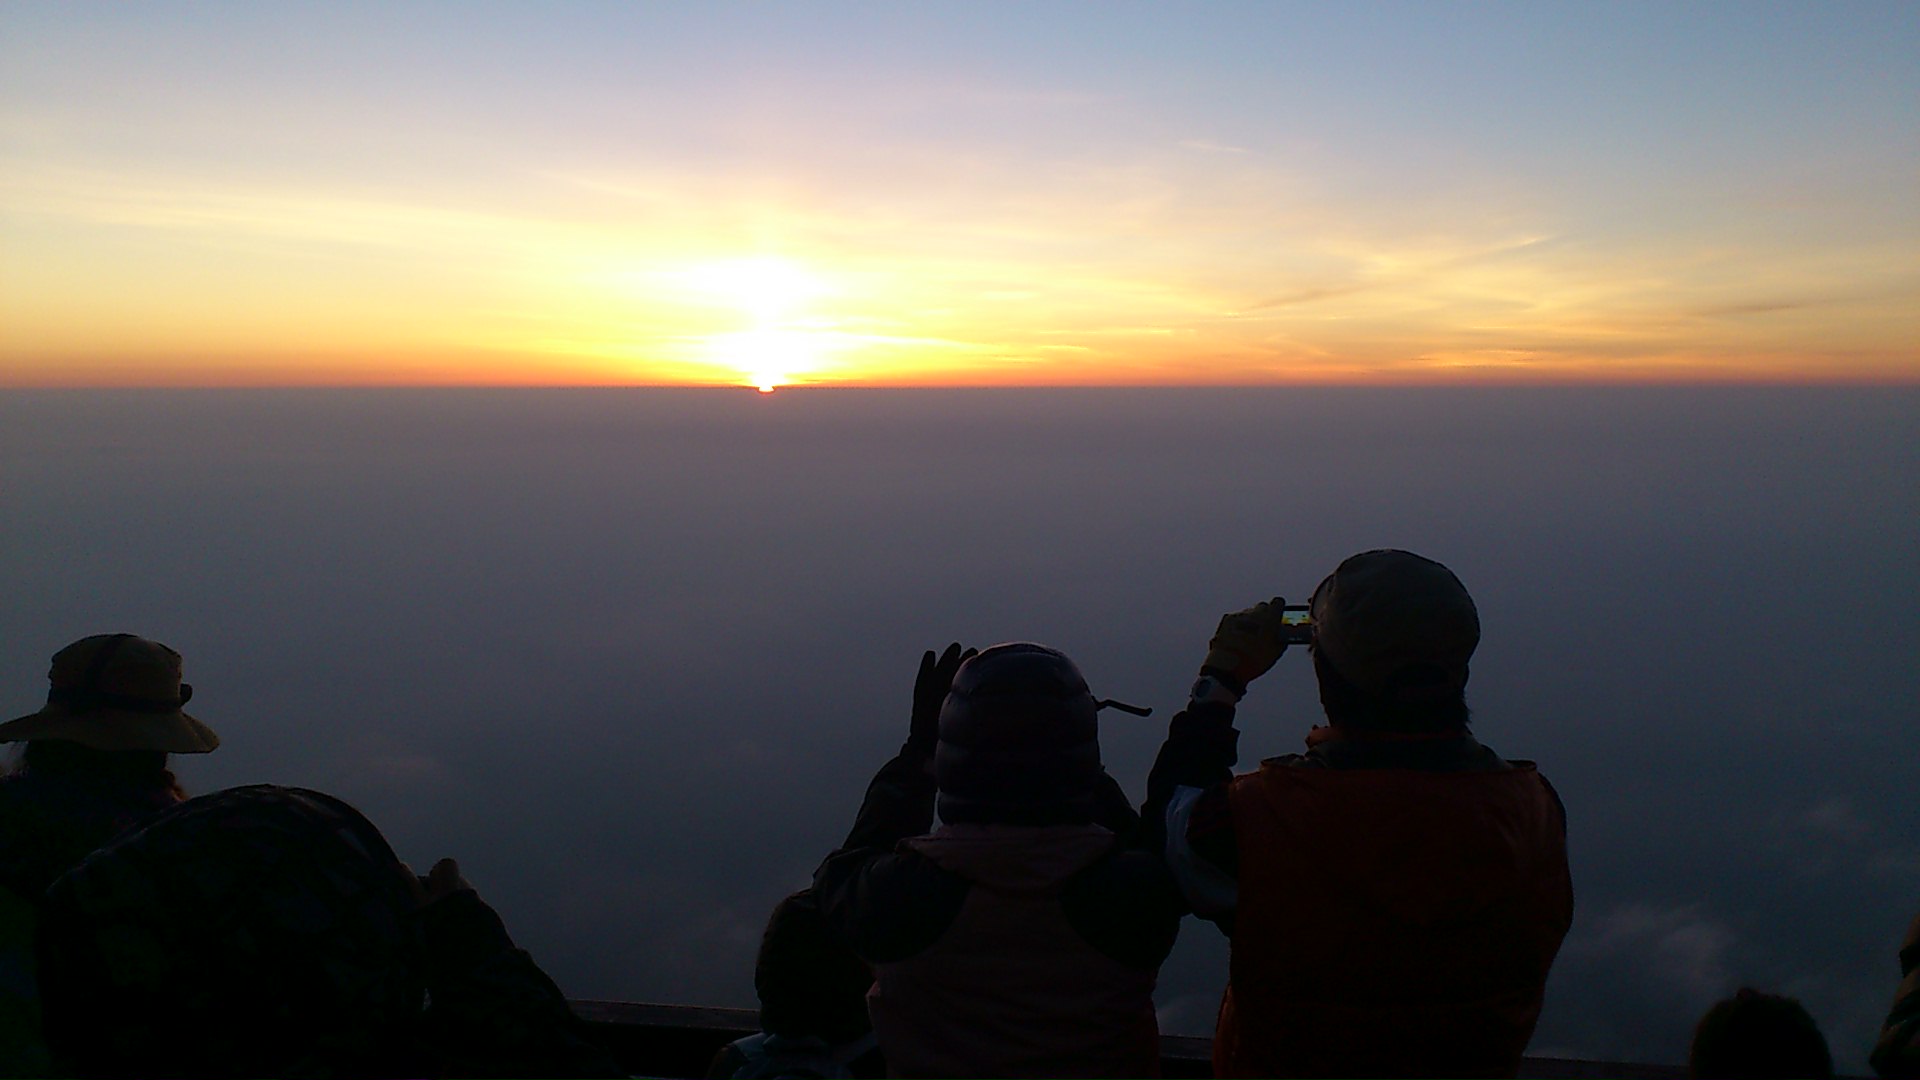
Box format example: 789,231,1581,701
1144,550,1573,1078
813,642,1184,1078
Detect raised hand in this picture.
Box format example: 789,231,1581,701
910,642,976,751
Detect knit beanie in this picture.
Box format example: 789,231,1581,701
934,643,1101,826
1310,549,1479,702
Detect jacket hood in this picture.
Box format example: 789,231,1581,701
904,823,1117,893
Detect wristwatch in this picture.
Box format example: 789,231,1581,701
1189,674,1243,707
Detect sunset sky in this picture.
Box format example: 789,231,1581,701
3,2,1916,387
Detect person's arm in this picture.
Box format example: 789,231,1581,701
1090,769,1143,842
1142,600,1291,930
409,860,624,1078
812,645,973,964
1872,907,1920,1078
1143,695,1241,829
1145,696,1242,929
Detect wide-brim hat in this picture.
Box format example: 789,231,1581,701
1309,550,1479,700
0,634,219,754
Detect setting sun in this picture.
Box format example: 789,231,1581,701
704,324,827,390
660,258,844,389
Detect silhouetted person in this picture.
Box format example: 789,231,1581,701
0,633,216,1076
814,643,1182,1078
1145,550,1573,1077
1873,905,1920,1078
0,634,215,898
706,889,879,1079
1689,988,1833,1079
35,784,622,1079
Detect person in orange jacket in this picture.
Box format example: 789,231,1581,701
1873,905,1920,1078
1143,550,1574,1078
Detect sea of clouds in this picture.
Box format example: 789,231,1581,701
3,386,1914,1071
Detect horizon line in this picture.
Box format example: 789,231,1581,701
6,376,1920,391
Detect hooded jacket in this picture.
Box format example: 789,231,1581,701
869,823,1161,1078
815,748,1183,1079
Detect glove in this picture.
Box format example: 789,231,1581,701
910,642,976,751
400,857,475,908
1200,597,1289,690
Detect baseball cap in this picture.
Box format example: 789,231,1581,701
1308,550,1479,700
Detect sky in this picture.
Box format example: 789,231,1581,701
3,1,1917,387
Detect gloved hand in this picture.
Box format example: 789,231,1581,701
910,642,976,752
1201,597,1290,690
399,857,475,908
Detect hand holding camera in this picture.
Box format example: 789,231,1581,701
1200,597,1308,690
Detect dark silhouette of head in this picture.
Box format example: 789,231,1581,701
753,890,873,1045
934,643,1101,826
1309,549,1478,733
1,635,208,818
1689,988,1833,1079
12,738,184,801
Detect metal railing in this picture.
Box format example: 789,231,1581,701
567,999,1692,1079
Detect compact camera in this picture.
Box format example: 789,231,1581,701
1279,604,1314,646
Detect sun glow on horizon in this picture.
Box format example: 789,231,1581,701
653,256,846,390
3,4,1917,390
704,326,829,391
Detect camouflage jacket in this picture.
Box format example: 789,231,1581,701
37,784,621,1079
0,769,180,1078
0,769,181,899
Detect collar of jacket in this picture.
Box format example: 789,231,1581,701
1298,725,1509,772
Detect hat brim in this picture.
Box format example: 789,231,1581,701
0,704,219,754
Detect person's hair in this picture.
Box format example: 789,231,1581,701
1689,988,1833,1079
1312,648,1470,733
13,739,186,801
